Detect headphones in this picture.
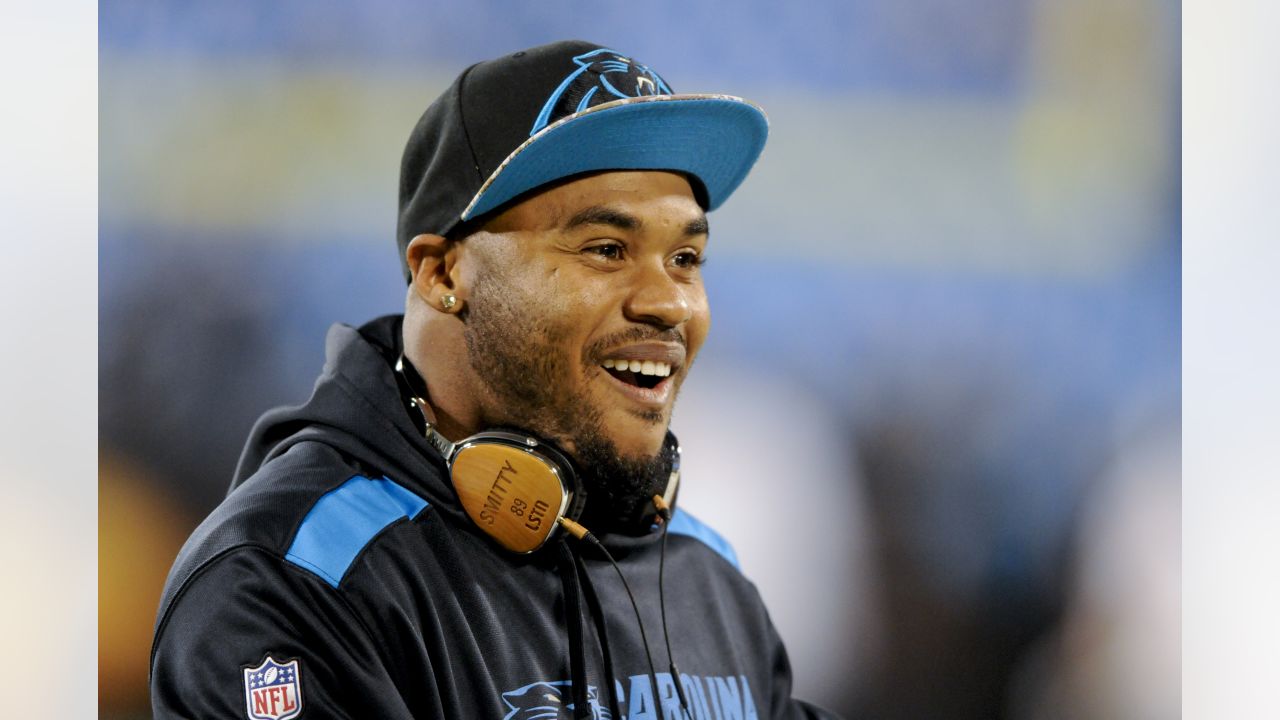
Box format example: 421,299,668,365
395,356,681,554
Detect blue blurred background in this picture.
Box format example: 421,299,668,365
99,2,1180,717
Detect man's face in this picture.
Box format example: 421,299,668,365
458,170,710,465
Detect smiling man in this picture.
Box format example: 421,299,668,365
151,41,839,719
408,170,711,534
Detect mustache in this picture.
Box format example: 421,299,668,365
582,326,686,365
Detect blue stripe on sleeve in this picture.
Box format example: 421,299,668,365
668,509,741,571
285,475,428,588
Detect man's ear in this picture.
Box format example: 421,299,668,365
405,234,462,312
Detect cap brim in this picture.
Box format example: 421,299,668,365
461,94,768,220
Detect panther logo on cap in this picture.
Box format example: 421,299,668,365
530,48,673,135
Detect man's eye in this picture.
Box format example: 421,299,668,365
586,244,623,260
672,251,705,269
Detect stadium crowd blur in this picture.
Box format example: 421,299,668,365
100,2,1180,718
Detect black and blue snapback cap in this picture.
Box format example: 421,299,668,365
396,39,769,282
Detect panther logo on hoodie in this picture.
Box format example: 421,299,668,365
501,680,610,720
529,48,673,135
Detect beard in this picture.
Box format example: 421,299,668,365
572,431,674,533
462,272,673,534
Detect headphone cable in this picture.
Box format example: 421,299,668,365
653,495,692,717
572,552,624,720
554,540,593,719
559,517,662,711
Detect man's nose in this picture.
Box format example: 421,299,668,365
623,261,692,328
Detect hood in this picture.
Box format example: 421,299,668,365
231,315,461,513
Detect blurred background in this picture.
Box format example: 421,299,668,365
99,1,1180,718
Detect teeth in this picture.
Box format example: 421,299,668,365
601,359,673,377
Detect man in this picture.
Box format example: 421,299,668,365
151,40,838,719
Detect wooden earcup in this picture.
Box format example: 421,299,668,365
449,434,583,553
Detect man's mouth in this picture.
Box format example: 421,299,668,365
592,341,686,408
601,357,673,390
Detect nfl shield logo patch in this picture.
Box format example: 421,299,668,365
243,656,303,720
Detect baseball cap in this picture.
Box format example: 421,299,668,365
396,39,769,282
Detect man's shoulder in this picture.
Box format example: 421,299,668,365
667,508,742,571
149,439,462,698
155,441,433,630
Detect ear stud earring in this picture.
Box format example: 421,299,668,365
441,294,457,310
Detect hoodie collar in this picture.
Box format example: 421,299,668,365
231,315,462,516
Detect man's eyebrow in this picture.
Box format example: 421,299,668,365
563,205,710,238
563,206,640,232
684,215,709,237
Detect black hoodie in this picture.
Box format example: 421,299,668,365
150,315,838,719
